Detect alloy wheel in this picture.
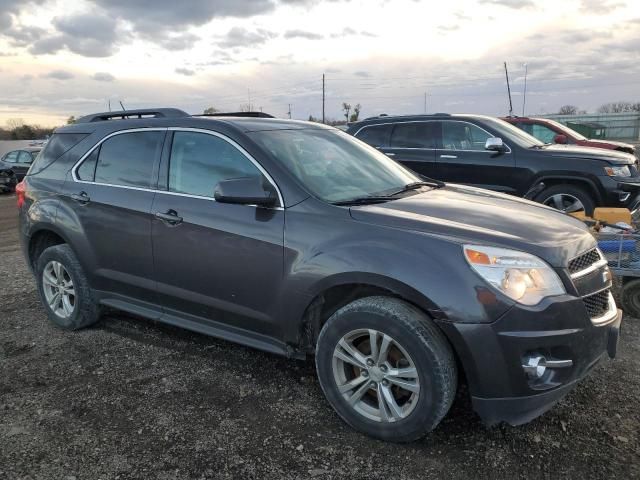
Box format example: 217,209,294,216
542,193,584,213
332,328,420,423
42,260,76,319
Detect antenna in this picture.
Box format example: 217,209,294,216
522,63,528,116
504,62,513,116
288,104,292,119
424,92,427,114
108,99,111,112
119,101,126,111
322,73,325,124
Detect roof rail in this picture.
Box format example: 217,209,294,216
76,108,189,123
198,112,275,119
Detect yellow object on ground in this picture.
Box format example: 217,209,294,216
592,207,632,225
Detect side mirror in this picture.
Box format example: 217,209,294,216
485,137,505,152
214,177,278,207
554,134,568,145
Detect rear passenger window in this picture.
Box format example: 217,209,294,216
390,122,437,148
94,131,164,188
28,133,88,175
355,124,391,148
76,147,99,181
169,131,262,198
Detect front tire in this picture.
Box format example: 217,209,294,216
535,184,596,216
315,296,457,442
35,244,101,330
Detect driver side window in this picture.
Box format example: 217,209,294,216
441,122,492,151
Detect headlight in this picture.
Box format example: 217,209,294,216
463,245,565,305
604,166,631,177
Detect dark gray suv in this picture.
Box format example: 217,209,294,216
18,108,622,442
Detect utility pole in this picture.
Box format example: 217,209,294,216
288,104,292,119
522,63,528,117
248,88,252,111
504,62,513,116
322,73,325,124
424,92,427,114
108,99,111,112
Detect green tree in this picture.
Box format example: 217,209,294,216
350,104,361,122
342,103,351,121
66,115,76,124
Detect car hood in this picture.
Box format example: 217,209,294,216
349,185,595,268
538,144,636,164
586,139,636,151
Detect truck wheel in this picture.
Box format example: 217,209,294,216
621,279,640,318
315,296,457,442
35,244,101,330
536,184,595,216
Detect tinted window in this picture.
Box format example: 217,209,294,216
3,151,18,163
356,124,391,148
441,121,492,151
169,132,262,198
531,124,558,144
28,133,88,175
95,131,164,188
76,147,99,181
390,122,437,148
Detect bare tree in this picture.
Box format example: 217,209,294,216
66,116,76,124
342,103,351,122
558,105,578,115
6,118,25,130
203,107,219,114
239,103,252,112
350,104,361,122
597,101,639,114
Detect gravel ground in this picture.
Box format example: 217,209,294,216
0,193,639,479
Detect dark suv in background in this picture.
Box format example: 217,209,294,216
347,114,640,214
18,108,621,442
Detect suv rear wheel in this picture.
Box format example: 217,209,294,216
36,244,101,330
315,296,457,442
536,184,596,215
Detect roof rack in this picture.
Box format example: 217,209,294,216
198,112,275,119
76,108,190,123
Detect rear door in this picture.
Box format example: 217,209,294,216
67,129,165,305
382,121,439,178
435,120,516,193
150,129,285,338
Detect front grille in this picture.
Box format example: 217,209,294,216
568,248,601,274
582,289,610,319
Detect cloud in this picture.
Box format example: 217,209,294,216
43,70,74,80
28,13,120,57
580,0,625,12
284,29,323,40
175,67,195,76
354,70,371,78
4,24,46,47
92,72,115,82
158,33,200,51
330,27,375,38
0,12,11,29
218,27,277,48
478,0,535,7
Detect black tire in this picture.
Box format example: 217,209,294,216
621,279,640,318
535,184,596,216
35,244,101,330
315,296,457,442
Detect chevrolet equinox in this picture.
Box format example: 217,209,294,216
18,108,622,442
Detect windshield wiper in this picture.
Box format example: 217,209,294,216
332,196,394,206
387,180,445,197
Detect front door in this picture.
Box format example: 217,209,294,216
151,130,285,338
435,120,516,193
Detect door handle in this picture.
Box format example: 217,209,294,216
155,210,183,225
439,154,458,159
385,152,396,157
71,191,90,204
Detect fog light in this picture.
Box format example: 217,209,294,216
523,355,547,379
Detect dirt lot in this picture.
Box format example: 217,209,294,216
0,194,638,480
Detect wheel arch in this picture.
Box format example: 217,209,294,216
529,175,604,205
27,225,72,271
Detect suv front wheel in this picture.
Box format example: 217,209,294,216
315,296,457,442
535,184,596,215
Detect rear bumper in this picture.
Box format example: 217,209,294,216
437,298,622,426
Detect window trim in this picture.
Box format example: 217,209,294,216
355,120,512,154
71,127,284,209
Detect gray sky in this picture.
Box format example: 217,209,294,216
0,0,639,126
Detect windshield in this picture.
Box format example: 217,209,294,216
544,119,587,140
249,128,421,203
480,116,545,148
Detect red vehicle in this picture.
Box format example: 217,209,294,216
502,117,636,156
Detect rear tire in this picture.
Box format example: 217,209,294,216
35,244,101,330
621,279,640,318
535,184,596,216
315,296,457,442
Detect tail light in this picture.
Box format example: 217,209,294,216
16,181,26,208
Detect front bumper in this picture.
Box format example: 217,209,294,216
437,296,622,426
